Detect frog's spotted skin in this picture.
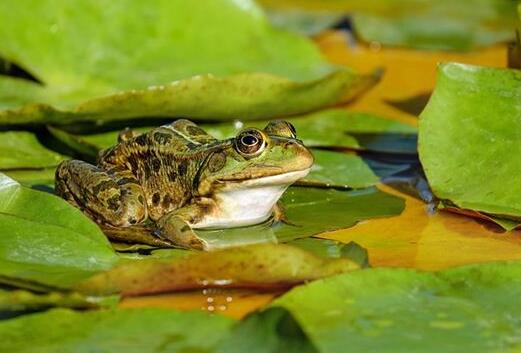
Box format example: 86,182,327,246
55,119,313,250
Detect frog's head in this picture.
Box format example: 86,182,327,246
199,120,314,194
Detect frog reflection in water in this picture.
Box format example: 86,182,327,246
55,119,314,250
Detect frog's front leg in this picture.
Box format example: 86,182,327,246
55,160,147,227
155,201,213,250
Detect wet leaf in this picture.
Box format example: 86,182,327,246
2,168,56,188
0,307,234,353
0,131,66,169
271,261,521,353
287,238,370,267
0,289,118,312
75,243,360,296
352,0,518,51
217,307,316,353
260,0,518,51
0,173,118,289
0,0,375,125
274,187,405,242
419,63,521,220
300,150,379,188
203,109,416,151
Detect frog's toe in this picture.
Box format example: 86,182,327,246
154,223,207,250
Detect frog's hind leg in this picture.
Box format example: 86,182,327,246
55,160,147,227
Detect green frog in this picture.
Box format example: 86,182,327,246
55,119,313,250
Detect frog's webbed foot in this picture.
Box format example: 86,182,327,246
272,202,296,226
101,224,176,248
155,205,209,250
155,217,207,250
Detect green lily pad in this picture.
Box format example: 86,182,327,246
274,186,404,242
0,131,66,169
2,168,56,188
419,63,521,220
259,0,518,51
0,307,234,353
203,109,417,151
0,0,375,125
352,0,518,51
270,261,521,353
0,289,118,312
75,243,360,296
0,173,118,289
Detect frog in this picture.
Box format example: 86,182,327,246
55,119,314,250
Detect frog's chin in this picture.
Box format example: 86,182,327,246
192,168,310,229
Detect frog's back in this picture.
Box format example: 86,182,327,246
99,120,219,220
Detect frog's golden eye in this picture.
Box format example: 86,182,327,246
264,120,297,139
235,129,266,157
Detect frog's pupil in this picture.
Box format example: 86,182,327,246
242,135,258,146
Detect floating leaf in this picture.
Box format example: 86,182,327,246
260,0,518,51
274,187,404,242
270,261,521,353
419,63,521,220
0,131,66,169
0,308,234,353
301,150,379,189
0,173,118,288
352,0,518,51
75,243,360,296
287,238,370,267
0,0,375,125
203,109,416,151
2,168,56,188
0,289,117,312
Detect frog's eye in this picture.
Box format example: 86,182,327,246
264,120,297,139
235,129,266,157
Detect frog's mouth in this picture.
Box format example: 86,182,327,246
218,168,311,188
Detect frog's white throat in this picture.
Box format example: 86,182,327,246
192,169,310,229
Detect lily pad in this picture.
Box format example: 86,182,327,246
274,186,404,242
0,131,66,169
260,0,518,51
0,289,117,312
0,173,118,288
75,243,360,296
0,307,235,353
2,168,56,188
203,109,417,151
301,150,379,189
352,0,518,51
270,261,521,353
0,0,375,125
419,63,521,220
